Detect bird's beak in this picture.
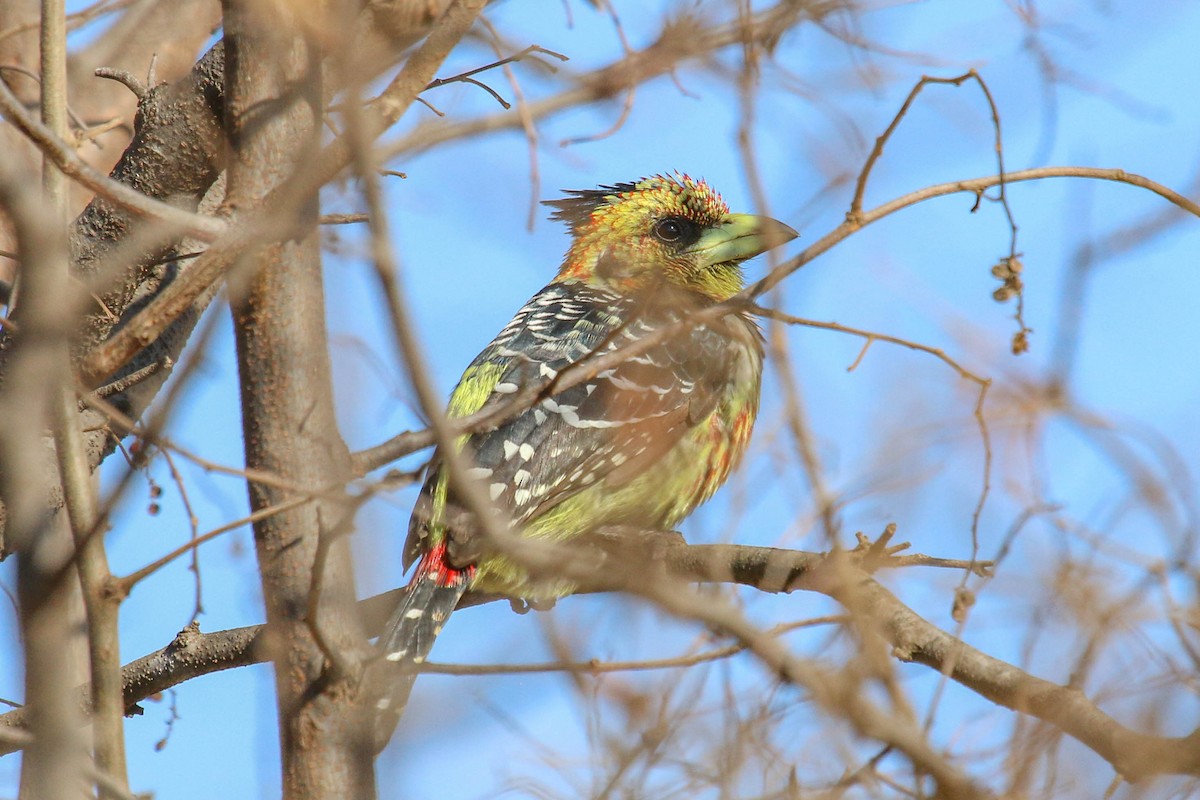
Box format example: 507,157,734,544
685,213,799,266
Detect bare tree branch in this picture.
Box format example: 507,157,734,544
1,537,1190,782
79,0,491,388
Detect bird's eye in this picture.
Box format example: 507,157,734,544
653,217,686,243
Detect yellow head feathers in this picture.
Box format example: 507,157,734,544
544,173,797,301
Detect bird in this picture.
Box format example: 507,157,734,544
372,173,797,746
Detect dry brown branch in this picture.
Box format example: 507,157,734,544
114,494,314,594
423,43,567,107
79,0,489,387
754,303,996,578
2,536,1188,781
0,41,228,567
735,59,842,545
157,447,202,620
381,0,838,161
0,75,225,241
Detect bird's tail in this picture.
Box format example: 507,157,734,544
372,543,472,751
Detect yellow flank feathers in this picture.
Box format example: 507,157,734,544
426,361,508,545
448,361,506,419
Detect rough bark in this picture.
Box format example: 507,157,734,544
223,2,375,797
1,0,223,330
0,41,227,553
68,42,227,362
69,0,222,178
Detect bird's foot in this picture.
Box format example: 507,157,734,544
509,597,557,615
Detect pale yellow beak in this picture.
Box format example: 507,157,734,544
684,213,799,266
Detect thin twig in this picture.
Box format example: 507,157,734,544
159,449,202,621
424,43,567,93
90,358,168,398
319,212,369,225
114,495,314,595
93,67,147,100
422,616,845,675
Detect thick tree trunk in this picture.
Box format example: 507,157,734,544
223,2,375,798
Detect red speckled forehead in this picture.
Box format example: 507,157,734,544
544,173,730,233
612,173,730,224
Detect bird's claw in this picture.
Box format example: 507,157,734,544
509,597,556,615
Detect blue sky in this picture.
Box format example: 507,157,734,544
3,1,1200,797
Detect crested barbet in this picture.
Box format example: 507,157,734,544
374,173,797,745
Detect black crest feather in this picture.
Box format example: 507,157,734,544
542,181,639,232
